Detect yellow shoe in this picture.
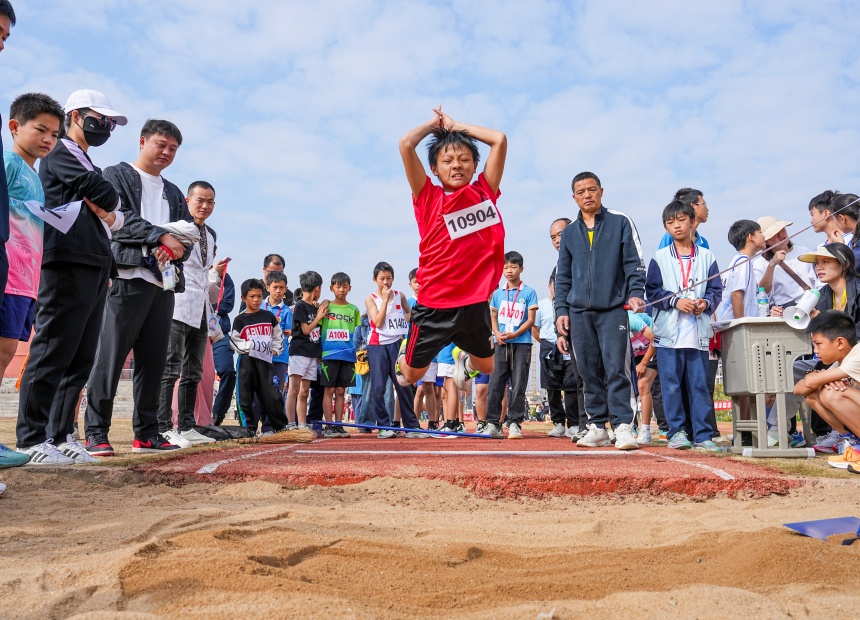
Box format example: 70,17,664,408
827,445,860,469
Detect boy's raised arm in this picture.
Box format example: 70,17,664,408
436,108,507,194
399,114,438,197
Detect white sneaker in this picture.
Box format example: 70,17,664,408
636,425,652,445
404,429,430,438
507,422,523,439
18,439,76,465
614,423,639,450
576,424,611,447
767,429,779,447
480,422,504,439
57,434,101,463
564,426,578,439
179,428,217,445
608,429,616,444
548,423,566,438
452,347,476,391
814,430,842,453
163,429,192,449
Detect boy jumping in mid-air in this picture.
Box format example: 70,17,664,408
397,107,507,430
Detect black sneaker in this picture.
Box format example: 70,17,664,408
132,434,182,453
476,420,487,434
86,434,115,457
427,420,439,431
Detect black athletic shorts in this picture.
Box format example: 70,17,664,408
319,359,356,388
405,301,494,369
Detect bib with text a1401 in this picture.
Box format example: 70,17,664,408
248,332,273,363
326,328,350,342
498,299,526,330
444,199,499,240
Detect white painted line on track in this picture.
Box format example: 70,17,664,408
295,450,634,456
640,451,735,481
197,444,304,475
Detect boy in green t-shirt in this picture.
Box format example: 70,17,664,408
320,272,362,437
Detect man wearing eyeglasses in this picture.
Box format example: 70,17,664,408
16,89,126,465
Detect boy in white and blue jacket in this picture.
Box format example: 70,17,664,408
645,199,723,451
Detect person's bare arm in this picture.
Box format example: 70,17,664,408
531,326,541,342
399,114,439,197
435,107,507,193
794,366,850,396
301,300,329,335
732,290,745,319
401,292,411,322
491,307,506,343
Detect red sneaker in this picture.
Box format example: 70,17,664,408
132,434,182,453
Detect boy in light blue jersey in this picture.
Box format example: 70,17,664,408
484,251,538,439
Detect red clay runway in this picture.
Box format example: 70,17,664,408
136,428,802,499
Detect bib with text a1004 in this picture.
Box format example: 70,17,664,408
444,199,499,240
248,332,273,363
498,299,526,328
326,328,351,342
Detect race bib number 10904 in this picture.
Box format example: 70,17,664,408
444,199,498,240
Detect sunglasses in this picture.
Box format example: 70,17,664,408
83,112,117,131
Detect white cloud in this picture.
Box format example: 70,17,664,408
0,0,858,309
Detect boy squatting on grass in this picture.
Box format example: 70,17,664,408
396,107,507,411
794,310,860,470
230,278,289,433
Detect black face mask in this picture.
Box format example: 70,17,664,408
77,116,111,147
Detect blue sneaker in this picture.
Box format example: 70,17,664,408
668,430,692,450
0,442,30,468
789,431,806,448
694,440,722,453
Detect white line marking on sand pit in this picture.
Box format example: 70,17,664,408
197,444,303,475
640,451,735,481
295,450,632,456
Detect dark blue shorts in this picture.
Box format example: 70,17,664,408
474,372,490,385
0,293,36,341
434,376,444,387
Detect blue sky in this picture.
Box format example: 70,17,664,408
1,1,859,308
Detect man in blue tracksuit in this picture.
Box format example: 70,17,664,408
554,171,646,451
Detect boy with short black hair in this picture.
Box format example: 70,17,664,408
397,107,507,395
1,92,64,469
286,270,327,429
230,278,289,433
320,272,361,437
484,251,538,439
646,199,722,451
717,219,766,321
245,270,292,434
794,310,860,469
365,261,424,438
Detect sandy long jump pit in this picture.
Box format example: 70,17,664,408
1,425,859,619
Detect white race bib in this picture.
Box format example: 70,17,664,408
310,327,321,342
248,333,273,363
326,328,350,342
444,199,499,240
498,300,526,329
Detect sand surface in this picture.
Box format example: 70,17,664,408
1,465,859,619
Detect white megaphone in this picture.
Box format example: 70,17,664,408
784,288,821,330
